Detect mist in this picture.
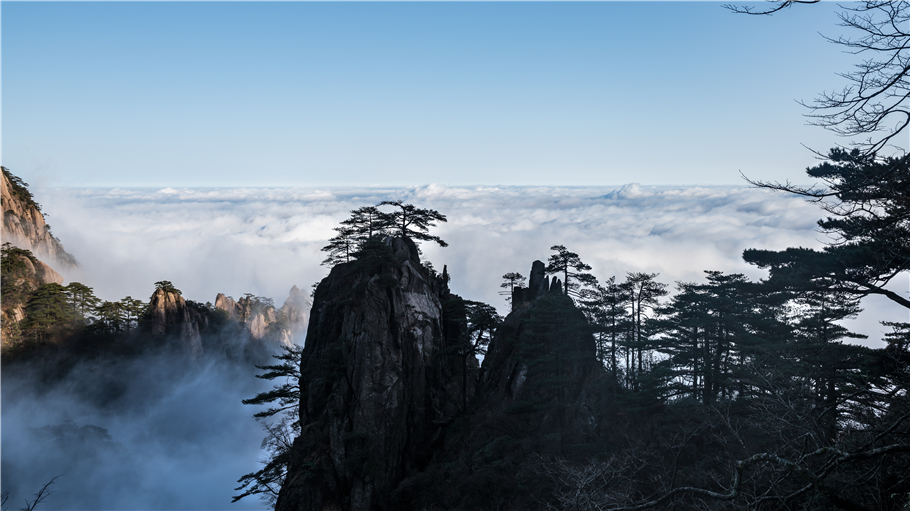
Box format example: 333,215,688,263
3,182,906,510
2,348,275,510
39,183,905,345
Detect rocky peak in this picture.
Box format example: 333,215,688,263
1,168,77,273
214,293,240,319
479,288,602,432
143,288,203,358
511,259,563,310
214,290,305,346
276,236,464,511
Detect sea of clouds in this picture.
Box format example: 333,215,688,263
4,183,905,511
42,183,904,344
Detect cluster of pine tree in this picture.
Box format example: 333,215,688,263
1,242,149,359
482,148,910,510
321,201,448,266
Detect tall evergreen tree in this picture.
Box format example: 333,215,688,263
22,283,74,342
1,243,38,308
321,225,360,266
120,296,146,334
623,272,668,389
340,205,391,240
578,276,630,382
545,245,596,298
65,282,100,324
500,272,526,305
236,344,303,506
448,299,502,412
95,300,126,334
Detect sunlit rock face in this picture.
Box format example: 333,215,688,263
14,252,64,287
1,169,77,272
215,290,303,346
0,251,65,344
144,288,204,358
214,293,240,319
276,237,464,511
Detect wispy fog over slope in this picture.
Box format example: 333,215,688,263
2,353,271,510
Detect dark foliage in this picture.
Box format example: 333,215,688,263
744,149,910,309
234,344,303,506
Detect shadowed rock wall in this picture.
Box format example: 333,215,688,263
276,237,464,511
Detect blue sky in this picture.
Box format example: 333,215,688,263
1,1,874,187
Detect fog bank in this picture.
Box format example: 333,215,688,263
2,350,273,510
38,183,905,343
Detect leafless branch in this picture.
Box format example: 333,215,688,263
19,476,61,511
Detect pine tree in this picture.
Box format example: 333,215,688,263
379,200,448,247
321,225,360,266
744,149,910,310
95,300,126,334
235,344,303,506
622,272,668,390
499,272,526,305
578,276,630,382
545,245,596,298
22,283,74,342
65,282,101,324
340,205,391,240
154,280,182,295
120,296,146,333
1,242,38,308
462,300,502,411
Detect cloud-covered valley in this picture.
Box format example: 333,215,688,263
5,182,905,510
41,183,904,344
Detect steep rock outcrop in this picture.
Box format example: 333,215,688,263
142,288,204,358
478,292,605,435
0,248,65,345
214,290,305,346
278,253,613,511
276,237,464,511
483,260,606,434
14,252,64,287
391,261,612,510
215,293,241,319
1,168,77,271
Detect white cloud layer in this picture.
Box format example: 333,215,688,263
43,183,906,345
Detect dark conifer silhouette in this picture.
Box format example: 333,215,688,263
545,245,596,298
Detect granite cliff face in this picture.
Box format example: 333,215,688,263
0,168,72,347
480,265,606,434
276,247,611,511
1,167,77,272
0,248,66,344
143,288,204,358
214,287,309,346
276,237,464,511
